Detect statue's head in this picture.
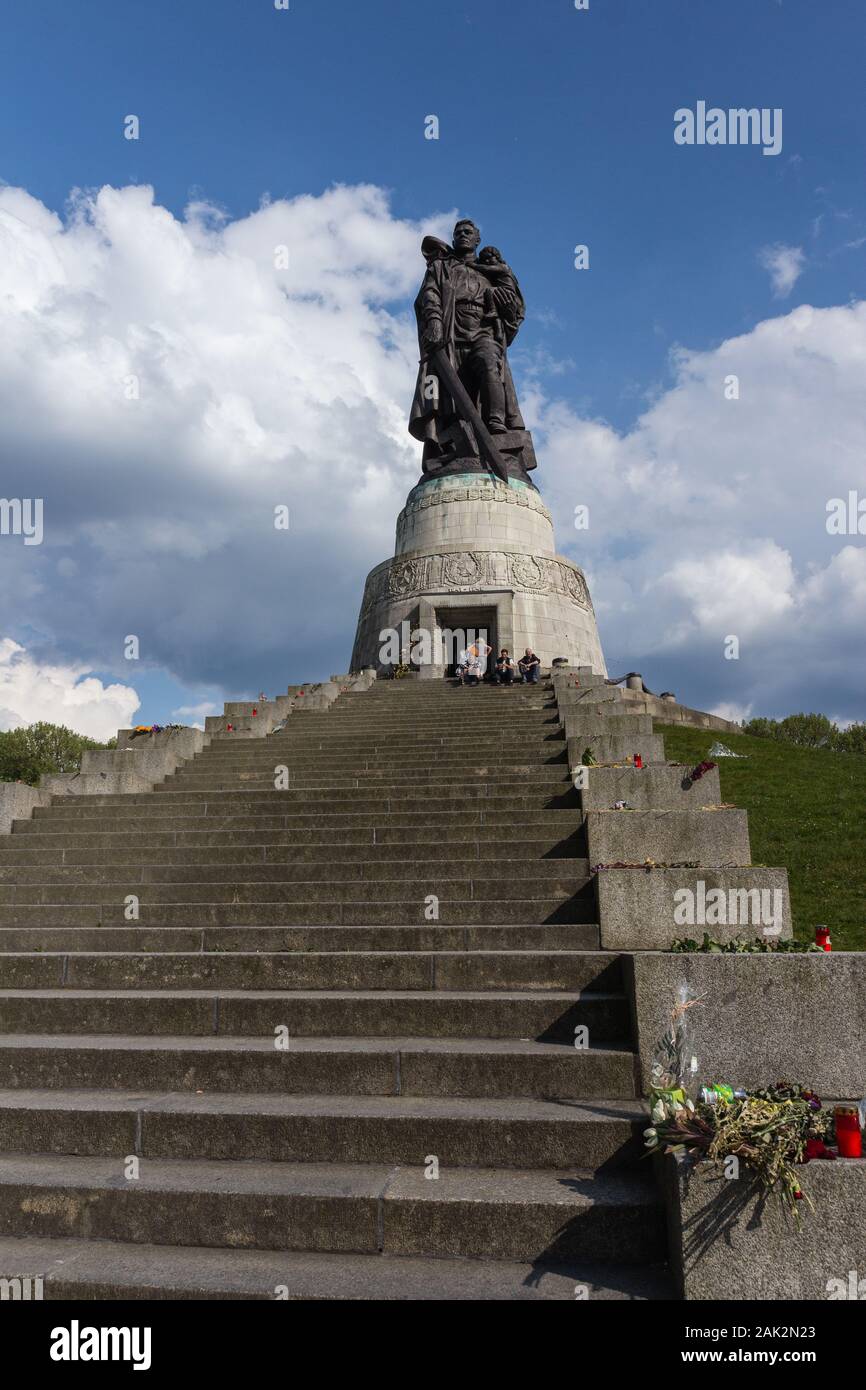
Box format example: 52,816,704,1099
452,219,481,255
478,245,503,265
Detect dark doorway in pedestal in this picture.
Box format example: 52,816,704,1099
436,605,498,679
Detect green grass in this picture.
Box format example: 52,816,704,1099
658,724,866,950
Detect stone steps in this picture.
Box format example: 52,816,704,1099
0,1235,673,1300
0,989,629,1039
0,898,595,927
0,874,591,903
197,734,568,753
212,751,568,763
0,1034,637,1099
13,810,583,835
265,727,565,738
0,949,609,991
0,674,674,1298
22,800,583,824
0,1154,663,1262
33,788,579,812
203,733,566,751
0,1089,647,1167
0,858,588,885
0,917,600,950
167,770,570,790
0,836,585,864
0,923,600,951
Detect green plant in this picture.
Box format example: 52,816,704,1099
0,722,109,786
670,933,823,954
743,712,866,755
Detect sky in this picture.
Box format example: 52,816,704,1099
0,0,864,737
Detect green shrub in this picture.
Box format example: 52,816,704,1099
0,722,108,786
743,712,866,754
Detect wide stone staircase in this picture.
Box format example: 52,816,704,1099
0,676,671,1299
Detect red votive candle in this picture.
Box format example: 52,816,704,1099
835,1107,862,1158
815,925,832,951
634,753,643,769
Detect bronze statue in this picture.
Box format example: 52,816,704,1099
408,219,537,485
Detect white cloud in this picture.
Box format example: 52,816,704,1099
0,182,454,698
653,544,796,638
710,701,754,725
538,302,866,717
171,701,220,731
0,181,863,724
758,242,805,297
0,640,140,740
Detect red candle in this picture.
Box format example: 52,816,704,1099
835,1107,862,1158
815,925,832,951
634,753,643,769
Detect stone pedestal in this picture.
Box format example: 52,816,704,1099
662,1152,866,1300
350,473,606,675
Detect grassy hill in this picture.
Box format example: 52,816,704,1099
658,723,865,950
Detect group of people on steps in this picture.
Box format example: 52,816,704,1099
455,641,540,687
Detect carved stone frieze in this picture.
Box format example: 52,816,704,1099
360,548,594,616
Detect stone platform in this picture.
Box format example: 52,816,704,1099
350,473,606,676
0,675,670,1300
0,669,857,1300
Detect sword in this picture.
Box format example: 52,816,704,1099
429,347,509,486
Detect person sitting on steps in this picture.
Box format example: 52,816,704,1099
458,648,482,686
518,648,541,684
495,649,516,685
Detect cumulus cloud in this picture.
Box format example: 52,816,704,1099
171,701,220,731
537,302,866,718
710,701,754,725
0,181,454,702
0,640,139,740
0,181,863,726
758,242,806,297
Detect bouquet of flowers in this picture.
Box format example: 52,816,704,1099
645,1082,833,1222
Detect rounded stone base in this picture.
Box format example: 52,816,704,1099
395,473,554,558
350,475,606,676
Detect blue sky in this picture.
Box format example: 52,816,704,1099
1,0,865,731
7,0,866,429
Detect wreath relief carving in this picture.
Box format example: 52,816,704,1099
442,552,485,587
563,564,590,606
509,555,545,590
388,558,427,597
